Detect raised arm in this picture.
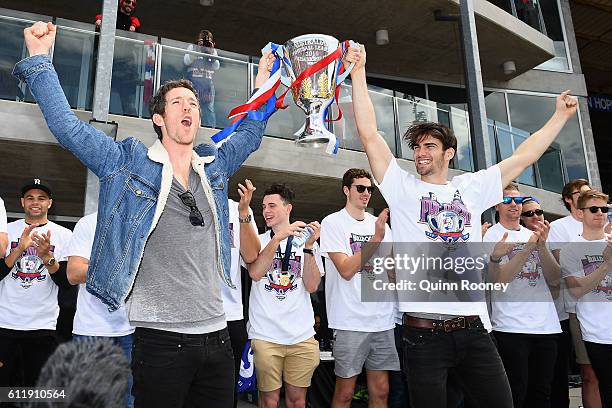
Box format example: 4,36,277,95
13,22,124,179
497,91,577,188
237,180,260,264
211,51,276,177
348,45,393,184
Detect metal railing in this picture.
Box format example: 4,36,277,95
0,9,567,193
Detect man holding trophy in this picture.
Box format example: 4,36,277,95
346,42,578,408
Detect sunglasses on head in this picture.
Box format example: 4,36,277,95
580,206,609,214
502,196,524,205
353,185,376,194
178,191,205,226
521,209,544,217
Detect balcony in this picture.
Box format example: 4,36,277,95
0,9,570,200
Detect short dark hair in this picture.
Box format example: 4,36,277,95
561,179,590,211
149,79,199,140
403,122,457,152
263,183,295,205
342,168,372,190
196,30,214,43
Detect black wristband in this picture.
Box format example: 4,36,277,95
303,248,314,255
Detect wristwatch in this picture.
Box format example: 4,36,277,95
238,214,252,224
489,256,502,264
46,257,57,267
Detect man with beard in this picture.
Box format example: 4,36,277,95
346,44,577,407
95,0,141,32
14,22,273,407
0,179,72,386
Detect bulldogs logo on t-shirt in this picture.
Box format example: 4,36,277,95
419,191,472,243
265,250,302,300
582,255,612,300
508,245,542,287
9,241,52,289
350,233,376,281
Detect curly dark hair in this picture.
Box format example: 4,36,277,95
403,122,457,152
342,168,372,190
149,79,199,140
561,179,590,211
263,183,295,205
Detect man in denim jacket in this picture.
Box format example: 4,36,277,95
14,21,274,407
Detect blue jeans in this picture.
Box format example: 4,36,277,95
73,334,134,408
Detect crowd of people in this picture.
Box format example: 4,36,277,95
0,20,610,408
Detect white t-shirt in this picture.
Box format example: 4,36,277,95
560,236,612,344
0,219,72,331
483,223,561,334
377,158,503,330
224,199,258,321
0,197,7,233
247,230,325,345
320,208,395,332
549,215,583,317
66,213,134,337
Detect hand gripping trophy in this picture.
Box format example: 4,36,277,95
280,34,355,151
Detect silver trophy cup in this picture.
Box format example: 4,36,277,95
282,34,346,147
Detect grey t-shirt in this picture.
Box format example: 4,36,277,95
127,168,225,334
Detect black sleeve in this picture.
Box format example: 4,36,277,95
50,261,71,288
0,258,11,281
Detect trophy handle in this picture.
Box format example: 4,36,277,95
336,40,358,84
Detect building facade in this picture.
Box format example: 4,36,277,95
0,0,602,227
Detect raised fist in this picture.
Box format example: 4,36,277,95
24,21,56,57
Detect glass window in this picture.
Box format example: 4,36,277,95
485,91,508,124
367,76,427,99
537,145,565,193
54,20,97,111
333,84,396,154
396,97,440,160
536,0,570,71
449,107,473,172
507,92,587,183
0,16,34,103
160,41,249,130
427,85,467,107
110,32,157,119
0,140,87,217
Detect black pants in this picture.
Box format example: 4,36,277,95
227,319,247,408
493,331,558,408
389,323,410,408
551,319,571,408
0,330,58,386
402,320,512,408
131,327,235,408
585,341,612,407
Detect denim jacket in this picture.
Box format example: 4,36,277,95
13,55,266,311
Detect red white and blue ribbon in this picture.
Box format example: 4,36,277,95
212,40,356,156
